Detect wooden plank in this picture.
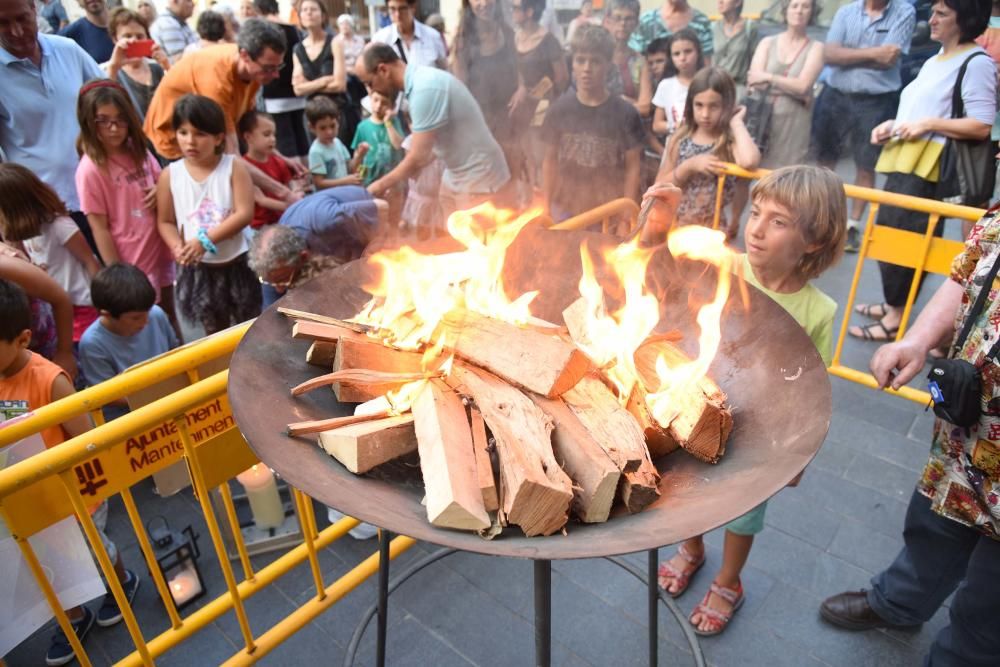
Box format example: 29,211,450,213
441,310,591,398
530,394,620,523
450,364,573,537
278,307,372,332
287,411,391,437
305,341,337,367
317,415,417,474
292,320,370,344
411,380,491,530
469,407,499,513
333,337,425,402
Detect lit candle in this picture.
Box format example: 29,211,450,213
168,568,202,606
235,464,285,529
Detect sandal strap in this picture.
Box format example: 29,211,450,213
709,581,743,605
693,601,733,624
676,543,703,566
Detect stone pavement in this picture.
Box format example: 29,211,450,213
6,183,969,667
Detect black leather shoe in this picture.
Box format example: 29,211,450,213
819,590,919,631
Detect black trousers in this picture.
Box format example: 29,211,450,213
876,172,944,307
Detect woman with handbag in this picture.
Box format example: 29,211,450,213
849,0,994,343
744,0,824,169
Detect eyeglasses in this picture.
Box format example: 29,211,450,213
259,265,299,289
95,118,125,129
257,61,286,74
608,14,637,23
387,5,412,14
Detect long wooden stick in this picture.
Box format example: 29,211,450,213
287,410,392,436
291,369,441,396
277,307,372,333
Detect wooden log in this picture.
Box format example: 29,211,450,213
292,320,370,344
561,376,652,475
317,415,417,473
625,385,679,459
530,394,620,523
291,368,438,397
441,310,590,398
411,379,491,530
622,457,661,514
306,341,337,367
333,337,426,403
287,410,391,437
469,407,499,513
633,341,733,464
450,364,573,537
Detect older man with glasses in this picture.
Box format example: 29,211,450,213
144,17,305,196
372,0,447,68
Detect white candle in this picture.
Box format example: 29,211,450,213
236,464,285,529
168,568,202,606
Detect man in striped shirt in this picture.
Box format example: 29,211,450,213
150,0,196,63
811,0,915,252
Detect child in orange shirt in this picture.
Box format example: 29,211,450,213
0,280,139,666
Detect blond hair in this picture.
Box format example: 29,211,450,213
750,166,846,280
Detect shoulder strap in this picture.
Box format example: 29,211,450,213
951,50,988,120
115,69,147,124
954,247,1000,355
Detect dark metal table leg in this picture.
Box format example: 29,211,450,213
376,528,391,667
648,549,659,667
534,559,551,667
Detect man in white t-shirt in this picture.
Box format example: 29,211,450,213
371,0,447,69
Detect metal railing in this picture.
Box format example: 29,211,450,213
0,324,415,666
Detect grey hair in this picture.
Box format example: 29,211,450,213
237,17,287,59
336,13,354,27
248,225,306,276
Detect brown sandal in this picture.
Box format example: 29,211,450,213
689,581,745,636
657,544,705,598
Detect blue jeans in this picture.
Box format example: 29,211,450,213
868,490,1000,666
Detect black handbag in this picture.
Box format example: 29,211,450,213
927,249,1000,427
937,51,997,206
740,89,774,156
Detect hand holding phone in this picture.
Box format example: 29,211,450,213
124,39,154,59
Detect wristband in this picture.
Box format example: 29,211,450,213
197,229,218,254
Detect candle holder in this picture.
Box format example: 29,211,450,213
211,471,304,560
146,516,206,610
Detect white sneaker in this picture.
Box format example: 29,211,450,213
326,507,379,539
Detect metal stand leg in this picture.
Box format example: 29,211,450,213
648,549,658,667
534,559,551,667
376,528,391,667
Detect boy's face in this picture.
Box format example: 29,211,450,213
371,92,392,119
310,116,339,145
744,198,817,277
244,116,277,156
0,330,30,378
605,8,638,43
647,51,668,80
572,51,610,95
105,310,150,337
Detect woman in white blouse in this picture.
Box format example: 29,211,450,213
850,0,994,343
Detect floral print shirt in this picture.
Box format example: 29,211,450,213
919,204,1000,539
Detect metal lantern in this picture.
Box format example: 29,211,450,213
147,516,205,609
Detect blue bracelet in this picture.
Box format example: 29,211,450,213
197,229,218,254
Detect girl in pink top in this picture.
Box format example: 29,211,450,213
75,80,179,336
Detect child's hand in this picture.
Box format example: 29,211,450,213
341,173,363,186
143,185,157,211
686,153,725,176
729,105,747,129
177,238,205,265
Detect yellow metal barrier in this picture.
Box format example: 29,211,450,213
0,326,414,666
553,198,641,234
713,163,986,404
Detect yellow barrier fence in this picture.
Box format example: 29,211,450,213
0,324,414,666
711,163,986,404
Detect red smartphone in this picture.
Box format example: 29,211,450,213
124,39,154,59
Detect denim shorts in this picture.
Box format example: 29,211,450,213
811,86,899,171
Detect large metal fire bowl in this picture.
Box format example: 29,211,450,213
228,225,832,560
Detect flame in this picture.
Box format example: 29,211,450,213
645,227,735,428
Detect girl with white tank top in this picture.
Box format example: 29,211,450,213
156,95,261,335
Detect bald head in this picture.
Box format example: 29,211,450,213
355,42,404,98
0,0,39,61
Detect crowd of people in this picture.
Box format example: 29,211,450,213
1,0,1000,663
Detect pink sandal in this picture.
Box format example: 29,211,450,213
656,544,705,598
689,581,745,636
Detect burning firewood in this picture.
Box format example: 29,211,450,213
411,379,492,531
634,340,733,464
449,364,573,537
317,415,417,473
332,338,426,402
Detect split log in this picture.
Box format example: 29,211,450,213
633,341,733,464
469,407,499,512
411,379,491,530
530,394,620,523
317,415,417,473
441,310,590,398
450,364,573,537
332,338,426,402
292,320,370,344
625,386,678,459
306,341,337,367
621,458,661,514
287,410,391,437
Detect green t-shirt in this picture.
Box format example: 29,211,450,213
741,254,836,366
351,117,405,185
